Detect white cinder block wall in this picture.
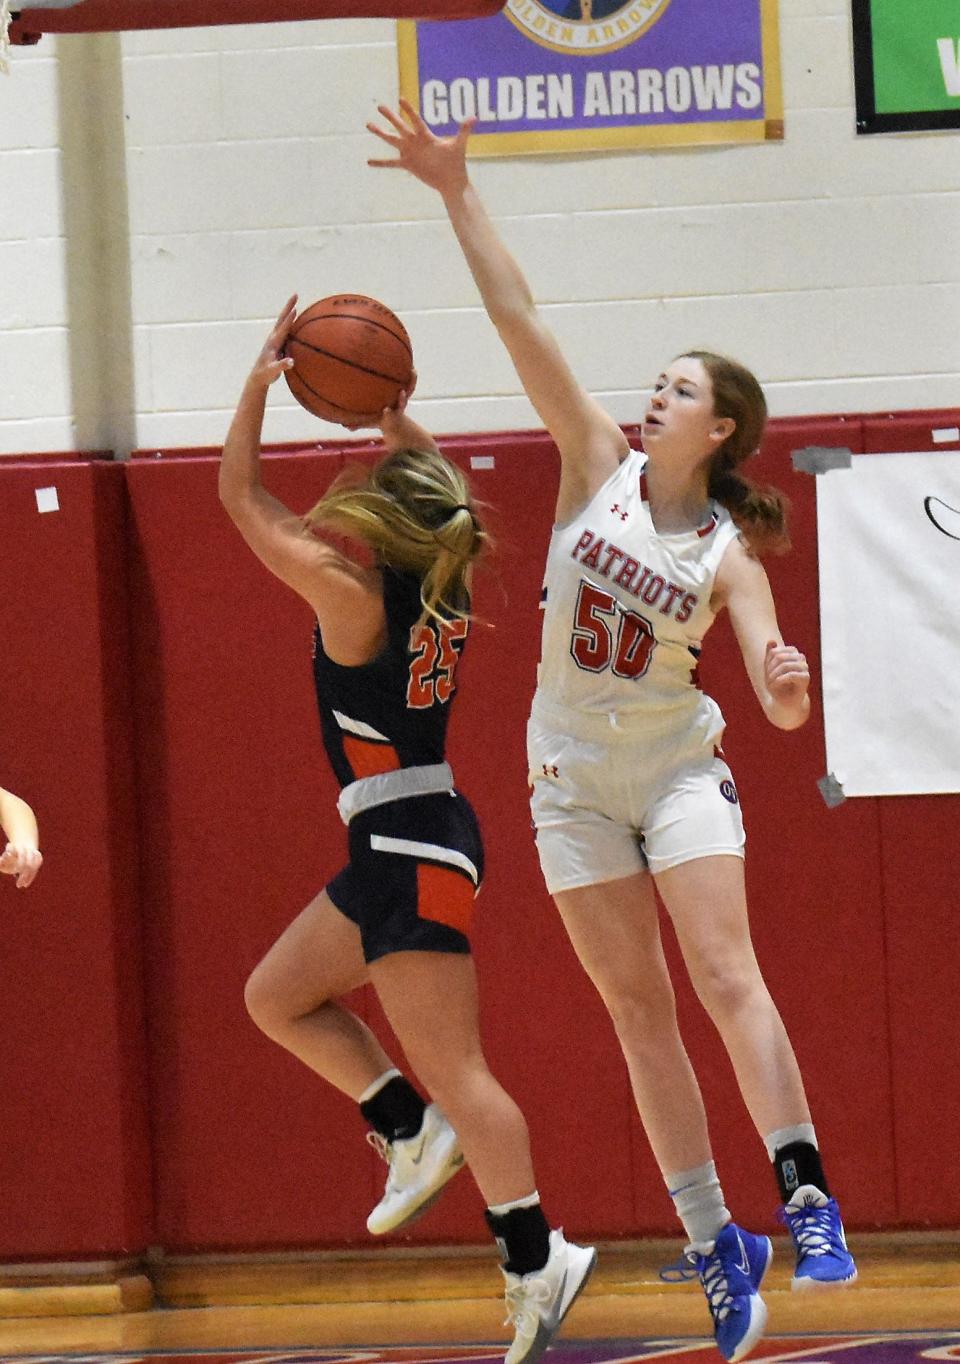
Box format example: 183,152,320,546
1,1,957,455
0,44,71,453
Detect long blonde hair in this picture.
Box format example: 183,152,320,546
305,448,487,622
680,350,791,556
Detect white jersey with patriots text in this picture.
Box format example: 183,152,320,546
537,448,739,737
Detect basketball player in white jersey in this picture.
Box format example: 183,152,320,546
369,101,857,1364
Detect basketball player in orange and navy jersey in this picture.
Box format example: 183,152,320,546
0,784,42,888
369,103,857,1364
219,297,595,1364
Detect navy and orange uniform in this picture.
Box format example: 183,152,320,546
315,567,483,964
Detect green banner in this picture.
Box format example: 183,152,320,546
853,0,960,133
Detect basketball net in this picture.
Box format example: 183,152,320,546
0,0,11,74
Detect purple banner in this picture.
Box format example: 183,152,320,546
399,0,783,153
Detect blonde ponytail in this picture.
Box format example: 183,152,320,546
304,448,488,622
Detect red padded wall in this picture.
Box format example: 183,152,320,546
124,449,387,1251
120,418,912,1250
4,411,950,1260
0,460,152,1257
860,409,960,456
861,411,960,1226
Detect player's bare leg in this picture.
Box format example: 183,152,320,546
657,854,856,1292
554,871,771,1360
555,872,713,1175
372,950,596,1364
244,888,390,1096
370,950,534,1205
655,855,810,1136
245,889,460,1233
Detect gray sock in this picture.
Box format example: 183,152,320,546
666,1160,730,1247
763,1122,817,1163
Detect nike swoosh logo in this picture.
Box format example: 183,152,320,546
735,1230,750,1275
925,495,960,541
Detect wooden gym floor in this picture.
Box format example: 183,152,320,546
1,1234,959,1362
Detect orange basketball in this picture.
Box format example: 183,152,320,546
282,294,414,428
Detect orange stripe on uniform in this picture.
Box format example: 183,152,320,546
342,735,401,779
417,863,475,937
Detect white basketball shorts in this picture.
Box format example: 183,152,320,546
527,694,746,894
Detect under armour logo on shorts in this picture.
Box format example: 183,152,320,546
542,764,559,778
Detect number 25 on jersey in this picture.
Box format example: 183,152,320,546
407,618,469,708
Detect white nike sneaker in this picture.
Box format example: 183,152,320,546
366,1103,464,1235
501,1228,597,1364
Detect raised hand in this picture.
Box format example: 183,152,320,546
248,295,298,390
367,98,474,196
764,640,810,712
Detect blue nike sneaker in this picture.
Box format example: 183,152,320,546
660,1221,772,1362
782,1186,858,1289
